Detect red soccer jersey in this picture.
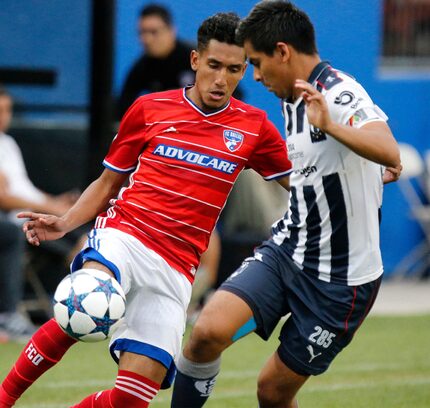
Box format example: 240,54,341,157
96,88,292,282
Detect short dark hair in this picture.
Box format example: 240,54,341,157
197,12,241,52
139,3,172,26
237,0,317,56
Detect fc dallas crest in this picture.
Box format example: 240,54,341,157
223,129,244,152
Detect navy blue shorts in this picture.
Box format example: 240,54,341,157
220,242,381,376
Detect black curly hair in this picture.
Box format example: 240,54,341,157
197,12,241,51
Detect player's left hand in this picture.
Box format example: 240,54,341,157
295,79,332,132
383,163,402,184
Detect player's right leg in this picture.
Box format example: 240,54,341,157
0,234,115,407
0,319,77,407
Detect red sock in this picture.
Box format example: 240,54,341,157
0,319,77,406
71,370,161,408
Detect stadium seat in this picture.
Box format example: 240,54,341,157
20,261,53,319
20,240,74,321
392,143,430,278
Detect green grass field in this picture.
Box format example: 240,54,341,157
1,315,429,407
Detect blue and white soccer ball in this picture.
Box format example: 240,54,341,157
53,269,126,342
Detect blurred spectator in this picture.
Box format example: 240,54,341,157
187,229,221,323
222,170,288,242
117,3,195,118
0,86,79,338
0,87,78,222
0,172,35,341
117,3,243,118
0,214,34,342
217,170,288,285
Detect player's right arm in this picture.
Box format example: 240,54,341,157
19,97,147,246
18,169,127,246
295,79,400,169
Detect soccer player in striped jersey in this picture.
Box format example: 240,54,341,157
171,2,402,408
0,13,292,408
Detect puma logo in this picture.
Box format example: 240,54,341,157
307,345,322,363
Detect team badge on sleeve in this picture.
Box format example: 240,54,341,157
223,130,244,152
348,106,386,128
334,90,355,105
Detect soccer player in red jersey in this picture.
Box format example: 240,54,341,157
0,12,292,408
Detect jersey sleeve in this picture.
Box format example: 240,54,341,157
103,97,149,173
326,81,388,129
247,115,293,180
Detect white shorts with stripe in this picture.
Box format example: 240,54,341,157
71,227,192,385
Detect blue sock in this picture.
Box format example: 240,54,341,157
171,354,220,408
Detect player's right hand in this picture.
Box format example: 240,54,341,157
17,212,67,245
383,163,402,184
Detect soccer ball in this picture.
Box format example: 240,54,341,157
53,269,126,342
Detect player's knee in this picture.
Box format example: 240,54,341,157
257,376,278,407
189,319,229,354
257,375,293,408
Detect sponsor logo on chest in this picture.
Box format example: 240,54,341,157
152,144,238,174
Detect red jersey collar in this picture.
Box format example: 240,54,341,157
183,86,231,117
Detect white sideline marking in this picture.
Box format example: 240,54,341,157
151,377,430,404
30,361,429,390
19,375,430,407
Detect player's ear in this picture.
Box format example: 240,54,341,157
276,42,290,62
190,50,199,72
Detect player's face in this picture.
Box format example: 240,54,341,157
138,15,176,58
190,39,246,111
0,95,12,133
244,40,291,99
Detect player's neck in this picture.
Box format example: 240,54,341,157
185,86,228,114
292,54,321,100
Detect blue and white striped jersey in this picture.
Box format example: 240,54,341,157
271,61,387,286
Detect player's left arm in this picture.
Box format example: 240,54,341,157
295,79,401,170
247,115,293,185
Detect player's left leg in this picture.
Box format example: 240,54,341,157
257,351,308,408
171,289,255,408
171,244,290,408
71,353,165,407
257,268,383,408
